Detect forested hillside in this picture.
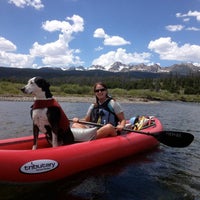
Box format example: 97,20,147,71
0,66,200,101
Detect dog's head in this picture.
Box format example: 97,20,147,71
21,77,52,99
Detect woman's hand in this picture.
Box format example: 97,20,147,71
116,124,124,131
72,117,79,123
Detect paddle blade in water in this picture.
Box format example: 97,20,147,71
154,131,194,148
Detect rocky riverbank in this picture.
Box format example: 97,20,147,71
0,95,157,104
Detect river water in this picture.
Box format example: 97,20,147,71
0,101,199,200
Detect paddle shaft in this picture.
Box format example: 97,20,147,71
70,119,194,148
70,119,152,135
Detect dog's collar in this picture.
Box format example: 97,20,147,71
32,98,59,109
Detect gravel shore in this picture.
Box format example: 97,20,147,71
0,95,157,104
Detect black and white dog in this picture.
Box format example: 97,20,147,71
21,77,74,150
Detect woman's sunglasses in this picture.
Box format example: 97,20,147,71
95,88,106,93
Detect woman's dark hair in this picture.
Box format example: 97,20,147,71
93,82,107,92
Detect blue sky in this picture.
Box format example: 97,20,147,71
0,0,200,69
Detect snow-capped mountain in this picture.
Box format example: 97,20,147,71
1,62,200,77
42,62,200,74
86,62,200,74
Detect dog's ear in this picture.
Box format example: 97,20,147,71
35,77,50,90
35,77,52,98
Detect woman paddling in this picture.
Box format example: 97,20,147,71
72,82,126,139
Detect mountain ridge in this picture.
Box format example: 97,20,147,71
0,62,199,81
88,62,200,74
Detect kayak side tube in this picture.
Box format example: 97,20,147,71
0,117,162,183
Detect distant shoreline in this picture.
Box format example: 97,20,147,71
0,95,158,104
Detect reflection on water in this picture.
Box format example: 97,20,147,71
0,101,199,200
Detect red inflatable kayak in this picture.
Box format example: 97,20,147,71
0,117,163,183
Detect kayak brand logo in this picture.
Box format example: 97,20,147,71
20,159,59,174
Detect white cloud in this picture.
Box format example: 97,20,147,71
93,28,107,38
42,15,84,47
42,15,84,33
8,0,44,10
165,25,184,32
183,18,190,22
31,36,83,67
104,36,131,46
148,37,200,63
0,37,33,68
92,48,151,66
176,10,200,21
0,51,34,68
42,20,69,32
42,54,82,66
30,15,84,67
31,36,67,57
66,15,84,33
95,46,103,51
186,27,200,31
175,10,200,32
93,28,131,46
0,37,16,51
0,15,84,68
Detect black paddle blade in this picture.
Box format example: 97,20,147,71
154,131,194,148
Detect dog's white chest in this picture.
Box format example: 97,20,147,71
32,108,50,133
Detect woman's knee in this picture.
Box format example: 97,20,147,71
97,124,117,138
